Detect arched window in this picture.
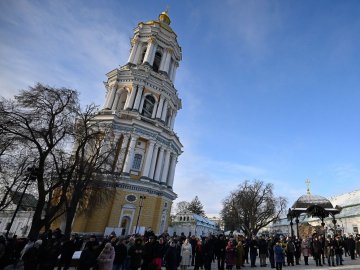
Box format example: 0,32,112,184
132,154,142,170
153,51,162,72
118,91,128,110
165,109,172,126
138,47,147,65
180,216,182,221
141,95,156,118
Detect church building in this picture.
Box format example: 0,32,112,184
71,10,183,236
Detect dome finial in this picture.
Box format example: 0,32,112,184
305,179,311,195
159,7,171,25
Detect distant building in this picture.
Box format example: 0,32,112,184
269,189,360,237
0,192,37,237
170,211,221,237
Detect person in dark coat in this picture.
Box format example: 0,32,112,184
189,236,197,266
311,237,323,266
128,238,144,270
243,237,250,264
203,237,214,270
38,236,62,270
143,236,160,270
215,235,227,270
267,237,276,269
57,235,77,270
153,237,166,270
285,237,295,266
258,236,268,267
334,236,344,266
273,242,284,270
348,235,356,260
113,238,128,270
164,241,178,270
194,239,203,270
0,236,7,270
294,237,301,265
249,236,258,267
22,239,43,270
78,241,98,270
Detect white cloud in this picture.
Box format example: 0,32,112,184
0,0,131,105
173,150,268,215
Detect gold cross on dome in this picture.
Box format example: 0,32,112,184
305,179,311,195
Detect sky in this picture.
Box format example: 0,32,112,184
1,0,360,217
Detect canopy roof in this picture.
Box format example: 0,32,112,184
292,194,334,209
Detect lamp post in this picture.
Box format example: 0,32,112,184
5,166,37,238
134,195,146,234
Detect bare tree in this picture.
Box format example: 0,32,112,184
221,180,287,236
0,84,81,238
174,201,190,214
59,105,117,237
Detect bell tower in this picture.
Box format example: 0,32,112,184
71,11,183,236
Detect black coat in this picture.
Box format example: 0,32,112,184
114,242,128,264
164,246,178,270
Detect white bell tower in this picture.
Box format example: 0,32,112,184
75,10,183,235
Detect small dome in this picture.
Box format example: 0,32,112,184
159,11,171,25
292,194,334,209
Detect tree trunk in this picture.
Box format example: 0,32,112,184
27,208,44,239
64,206,77,238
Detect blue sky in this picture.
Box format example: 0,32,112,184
1,0,360,216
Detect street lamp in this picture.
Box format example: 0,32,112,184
5,166,37,238
134,195,146,234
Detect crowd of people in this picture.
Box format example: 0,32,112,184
0,229,359,270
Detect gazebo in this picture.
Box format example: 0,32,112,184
287,182,342,237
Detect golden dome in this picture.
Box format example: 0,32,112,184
159,10,171,25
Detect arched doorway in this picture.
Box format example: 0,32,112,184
120,216,131,236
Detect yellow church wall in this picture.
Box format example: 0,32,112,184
69,187,171,234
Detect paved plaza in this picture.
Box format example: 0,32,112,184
189,257,360,270
64,256,360,270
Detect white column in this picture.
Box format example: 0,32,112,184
128,38,140,64
168,61,175,81
133,41,143,65
167,154,177,187
122,135,138,174
161,150,171,184
143,38,156,65
151,101,158,119
160,48,172,73
154,147,164,182
133,85,144,111
149,144,159,179
124,85,137,110
111,90,120,110
142,141,155,177
104,86,116,109
170,110,177,129
114,135,130,173
170,62,178,82
156,96,165,119
161,100,168,121
150,43,157,65
139,97,145,114
159,50,168,71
